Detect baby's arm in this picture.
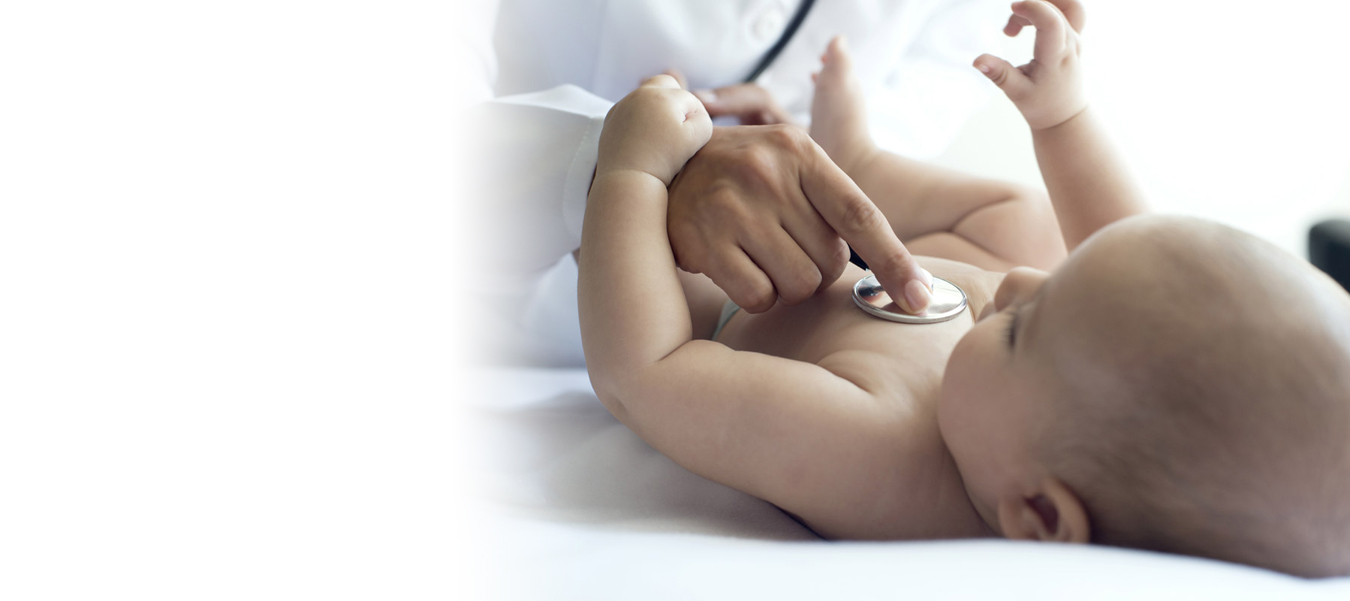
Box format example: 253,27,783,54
810,38,1065,272
580,78,916,533
975,0,1147,250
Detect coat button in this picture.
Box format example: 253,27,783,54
753,5,787,42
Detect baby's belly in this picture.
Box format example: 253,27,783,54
716,259,1000,381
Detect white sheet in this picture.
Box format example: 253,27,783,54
467,366,1350,600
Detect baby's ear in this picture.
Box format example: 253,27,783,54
997,477,1090,543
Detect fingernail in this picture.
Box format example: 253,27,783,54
977,63,991,75
693,89,717,104
919,267,934,291
905,279,932,314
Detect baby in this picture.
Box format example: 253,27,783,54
577,0,1350,578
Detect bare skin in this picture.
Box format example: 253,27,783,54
712,258,999,538
581,0,1144,542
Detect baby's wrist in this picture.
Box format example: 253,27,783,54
591,166,668,196
594,152,675,187
1028,103,1089,133
1025,99,1089,132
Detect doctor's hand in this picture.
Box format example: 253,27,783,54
661,68,795,127
667,125,933,314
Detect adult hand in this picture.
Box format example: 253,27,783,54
693,84,796,126
667,125,933,314
663,68,796,126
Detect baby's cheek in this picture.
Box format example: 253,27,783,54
943,328,1001,414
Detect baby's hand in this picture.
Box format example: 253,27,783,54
974,0,1087,131
596,75,714,186
809,37,875,176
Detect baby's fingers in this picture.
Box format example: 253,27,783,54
1048,0,1086,32
973,54,1032,101
1003,13,1032,37
639,74,683,90
1011,0,1071,59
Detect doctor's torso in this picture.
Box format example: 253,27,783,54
493,0,951,116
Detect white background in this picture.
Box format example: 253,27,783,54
2,1,1348,599
3,2,479,599
936,0,1350,255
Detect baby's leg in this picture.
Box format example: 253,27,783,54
810,36,1066,272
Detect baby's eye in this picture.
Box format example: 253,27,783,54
1003,309,1018,350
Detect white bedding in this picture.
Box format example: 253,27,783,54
467,367,1350,600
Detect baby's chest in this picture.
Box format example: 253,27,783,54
717,262,992,382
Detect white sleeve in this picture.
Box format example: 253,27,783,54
867,0,1004,159
466,86,612,275
457,0,615,275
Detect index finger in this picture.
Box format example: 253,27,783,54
1012,0,1070,59
798,143,933,313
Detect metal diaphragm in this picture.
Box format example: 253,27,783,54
852,274,968,324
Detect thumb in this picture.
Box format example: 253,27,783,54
973,54,1032,100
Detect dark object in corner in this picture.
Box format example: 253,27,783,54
848,246,868,271
1309,219,1350,291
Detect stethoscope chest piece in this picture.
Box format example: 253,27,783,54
852,274,968,324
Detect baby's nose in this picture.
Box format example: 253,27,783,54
995,267,1048,311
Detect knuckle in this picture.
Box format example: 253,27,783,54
779,271,820,305
667,214,706,245
870,249,911,276
765,124,799,147
838,196,883,236
674,254,702,274
819,240,850,283
740,282,777,313
707,189,751,225
733,147,777,185
831,239,851,267
667,232,700,266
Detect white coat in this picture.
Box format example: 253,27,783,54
464,0,1005,365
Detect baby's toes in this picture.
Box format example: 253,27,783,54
817,37,855,86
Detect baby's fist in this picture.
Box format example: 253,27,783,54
597,75,714,185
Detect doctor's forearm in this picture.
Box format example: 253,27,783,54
468,86,611,272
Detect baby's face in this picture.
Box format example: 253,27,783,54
937,219,1147,529
937,265,1056,528
940,214,1350,571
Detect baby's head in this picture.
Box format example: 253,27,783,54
938,214,1350,577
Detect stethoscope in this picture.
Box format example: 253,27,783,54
742,0,969,325
851,273,968,324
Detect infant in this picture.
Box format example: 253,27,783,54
577,0,1350,577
